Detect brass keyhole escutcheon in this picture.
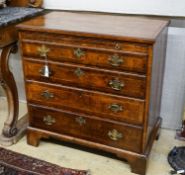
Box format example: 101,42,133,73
43,115,56,126
115,43,121,50
37,45,50,57
74,68,85,78
109,78,124,91
41,90,54,100
108,129,123,141
108,104,123,113
74,48,85,58
75,116,86,126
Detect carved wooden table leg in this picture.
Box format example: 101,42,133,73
0,43,28,146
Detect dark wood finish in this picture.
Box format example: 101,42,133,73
26,116,161,175
28,104,143,153
0,25,18,48
22,42,147,74
23,59,146,98
26,81,145,125
9,0,43,7
21,42,148,74
142,27,168,151
17,12,168,43
20,31,149,54
17,12,169,175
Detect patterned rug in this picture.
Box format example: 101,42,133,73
0,148,90,175
168,146,185,175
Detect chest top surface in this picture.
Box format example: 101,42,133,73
17,11,169,43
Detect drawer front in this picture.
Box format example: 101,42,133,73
29,105,142,153
24,59,146,99
26,82,145,125
21,42,147,74
20,31,148,54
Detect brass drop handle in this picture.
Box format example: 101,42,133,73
39,66,53,77
108,54,123,67
74,48,85,58
108,104,123,113
75,116,86,126
74,68,85,77
108,129,123,141
41,90,54,100
43,115,56,125
109,78,124,91
37,45,50,57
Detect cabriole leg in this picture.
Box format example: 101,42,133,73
0,43,27,146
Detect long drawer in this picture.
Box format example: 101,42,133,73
20,31,148,54
21,42,147,74
26,81,145,125
23,59,146,99
29,104,143,153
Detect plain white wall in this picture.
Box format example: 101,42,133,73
161,27,185,129
44,0,185,17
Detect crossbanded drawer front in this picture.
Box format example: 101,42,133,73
23,59,146,99
20,31,148,54
29,105,143,153
21,42,147,74
26,82,145,125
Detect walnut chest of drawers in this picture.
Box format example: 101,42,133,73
17,12,169,175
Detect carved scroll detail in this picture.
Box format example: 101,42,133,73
0,43,18,138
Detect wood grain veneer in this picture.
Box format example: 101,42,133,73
17,11,169,175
